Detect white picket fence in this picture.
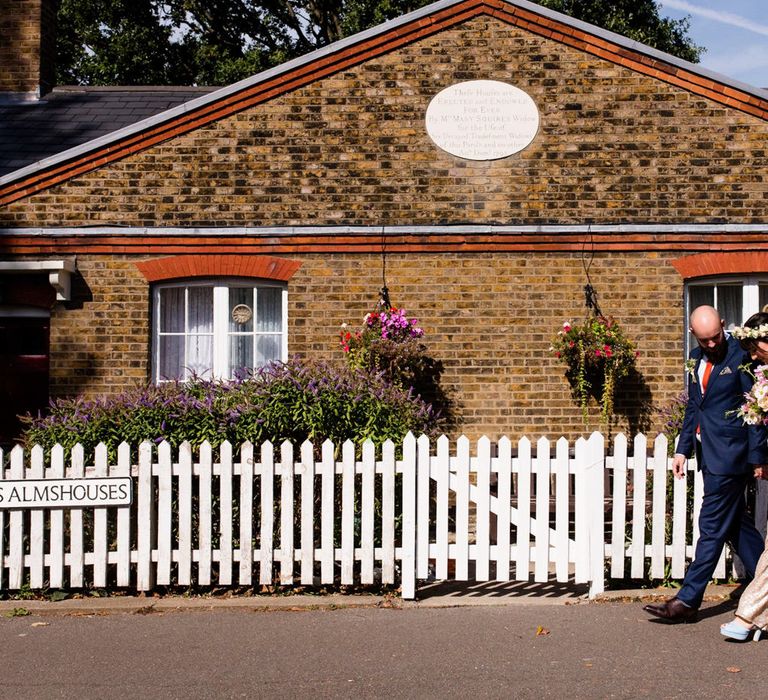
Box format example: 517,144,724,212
1,432,767,599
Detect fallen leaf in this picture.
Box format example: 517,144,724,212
536,625,550,636
30,622,49,628
726,667,741,674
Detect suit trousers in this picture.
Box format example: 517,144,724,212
676,469,764,609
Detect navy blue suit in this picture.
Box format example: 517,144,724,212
675,334,768,607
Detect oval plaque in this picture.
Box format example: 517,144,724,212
425,80,540,160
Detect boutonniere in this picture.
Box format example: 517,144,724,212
685,359,697,383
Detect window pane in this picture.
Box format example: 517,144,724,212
186,335,213,378
229,287,254,332
257,288,282,332
256,335,281,366
760,284,768,312
159,288,184,333
158,335,184,380
188,287,213,333
718,285,743,331
229,335,254,377
689,286,714,314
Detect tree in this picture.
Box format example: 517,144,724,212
56,0,703,87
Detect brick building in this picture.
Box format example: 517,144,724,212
1,0,767,446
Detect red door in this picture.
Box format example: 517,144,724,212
0,316,50,447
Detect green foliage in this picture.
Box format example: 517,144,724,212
551,315,638,425
56,0,703,87
535,0,703,63
20,358,442,460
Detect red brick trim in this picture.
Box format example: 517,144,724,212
134,254,301,282
3,233,768,255
671,252,768,279
2,0,767,206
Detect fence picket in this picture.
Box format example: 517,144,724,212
573,437,589,584
69,444,85,588
516,437,532,581
630,433,648,579
28,445,45,589
259,441,274,586
476,436,491,581
319,440,334,585
300,440,315,586
361,440,375,585
198,441,213,587
219,441,233,586
280,441,295,586
48,444,65,589
115,443,131,587
588,432,606,597
8,447,24,589
136,441,155,591
156,441,173,586
496,437,512,581
650,435,668,579
455,436,470,581
381,440,396,585
177,442,193,586
435,435,450,580
554,437,570,582
610,433,628,580
92,443,109,588
416,434,431,580
671,456,688,579
534,437,551,583
401,433,417,600
340,440,355,586
238,442,254,586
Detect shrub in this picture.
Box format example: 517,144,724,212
20,358,443,460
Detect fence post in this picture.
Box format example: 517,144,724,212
587,431,605,598
401,432,417,599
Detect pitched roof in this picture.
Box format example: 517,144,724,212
2,0,767,206
0,86,214,177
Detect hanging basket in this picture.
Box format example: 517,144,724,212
551,316,638,425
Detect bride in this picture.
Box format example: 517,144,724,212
721,311,768,641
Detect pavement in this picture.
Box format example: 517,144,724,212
0,580,742,616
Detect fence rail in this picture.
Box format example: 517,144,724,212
1,433,766,598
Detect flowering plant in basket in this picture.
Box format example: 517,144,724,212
551,315,638,425
340,306,426,388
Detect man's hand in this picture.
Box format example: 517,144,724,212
672,454,687,479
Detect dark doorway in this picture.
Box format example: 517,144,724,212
0,315,50,448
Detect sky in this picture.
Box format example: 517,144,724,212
660,0,768,89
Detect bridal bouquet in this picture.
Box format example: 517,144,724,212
737,364,768,425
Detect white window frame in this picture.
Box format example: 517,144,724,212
152,279,288,383
685,275,768,356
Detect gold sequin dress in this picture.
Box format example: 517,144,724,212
736,534,768,629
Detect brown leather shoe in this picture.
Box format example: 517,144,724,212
643,597,698,623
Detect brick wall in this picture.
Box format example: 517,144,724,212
2,14,764,440
2,16,767,226
44,250,682,442
0,0,56,96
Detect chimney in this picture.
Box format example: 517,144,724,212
0,0,58,100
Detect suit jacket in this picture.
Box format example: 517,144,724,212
676,334,768,474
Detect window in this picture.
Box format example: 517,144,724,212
152,280,287,382
686,276,768,353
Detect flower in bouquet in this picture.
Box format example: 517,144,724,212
551,315,638,425
737,364,768,425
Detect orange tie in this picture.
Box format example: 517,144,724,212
701,360,713,394
697,360,713,436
